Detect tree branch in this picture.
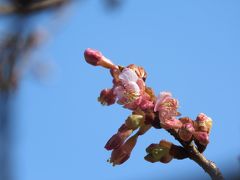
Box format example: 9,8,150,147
0,0,70,15
188,144,224,180
167,128,224,180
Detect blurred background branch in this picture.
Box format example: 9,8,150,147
0,0,69,15
0,0,124,179
0,1,72,179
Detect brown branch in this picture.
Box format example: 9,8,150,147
167,129,224,180
188,144,224,180
0,0,70,15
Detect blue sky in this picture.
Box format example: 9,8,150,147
13,0,240,179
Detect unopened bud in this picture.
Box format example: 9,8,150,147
125,115,144,130
98,88,116,106
105,124,133,150
178,123,195,142
159,140,172,149
169,144,188,160
84,48,118,69
145,140,173,163
161,118,183,130
193,131,209,146
104,133,124,151
109,134,138,166
196,113,212,133
137,123,151,135
159,154,173,164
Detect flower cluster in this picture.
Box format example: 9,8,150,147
100,64,155,111
154,92,212,146
84,48,213,166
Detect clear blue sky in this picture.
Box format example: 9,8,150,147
14,0,240,179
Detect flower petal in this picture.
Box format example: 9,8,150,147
124,81,140,95
154,91,172,112
119,68,138,82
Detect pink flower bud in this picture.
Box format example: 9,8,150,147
138,94,155,110
161,117,183,130
179,117,193,124
105,124,133,150
108,134,138,166
179,123,195,141
98,88,116,106
104,133,125,151
84,48,118,69
193,131,209,146
196,113,212,133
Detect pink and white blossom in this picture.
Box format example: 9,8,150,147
154,92,181,129
113,68,141,103
112,67,154,110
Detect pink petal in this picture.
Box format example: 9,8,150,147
124,81,140,95
161,117,183,129
154,91,172,112
119,68,138,82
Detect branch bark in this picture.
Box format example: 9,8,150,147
167,129,224,180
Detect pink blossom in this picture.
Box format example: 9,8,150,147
154,92,179,117
126,64,147,80
96,65,154,111
154,92,181,129
154,92,172,111
113,68,141,103
112,68,154,111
